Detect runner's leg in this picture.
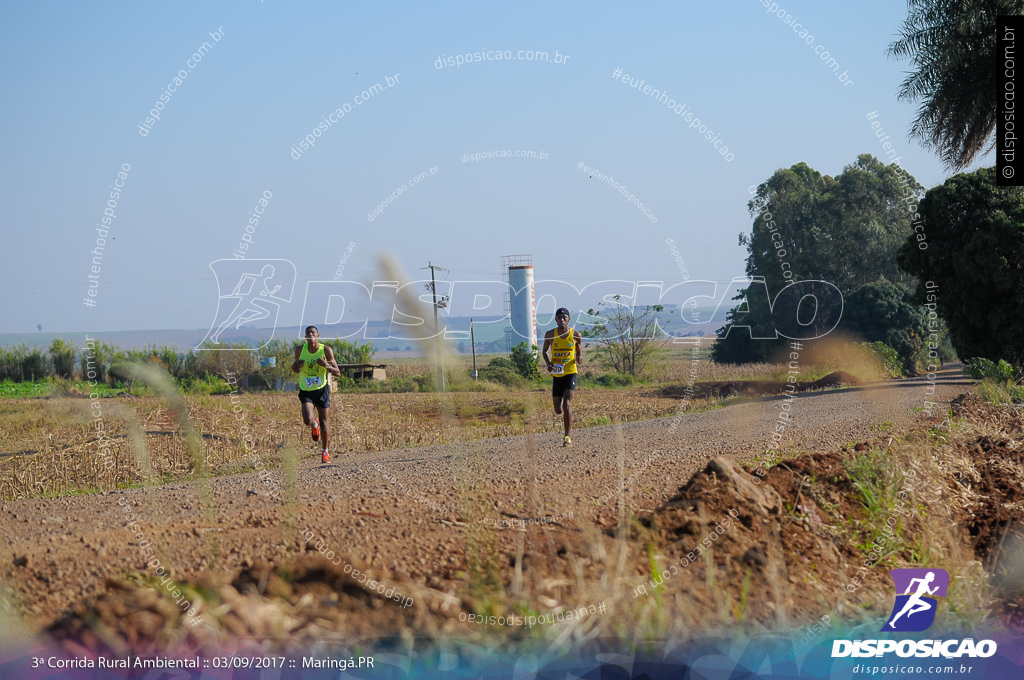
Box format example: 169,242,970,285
562,387,574,437
317,405,329,452
300,400,315,426
906,600,931,616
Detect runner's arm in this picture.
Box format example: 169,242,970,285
322,346,342,376
291,345,303,373
574,330,583,368
541,330,554,370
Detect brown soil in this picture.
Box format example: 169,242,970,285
947,394,1024,627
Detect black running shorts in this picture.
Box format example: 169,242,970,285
298,385,330,409
552,374,577,398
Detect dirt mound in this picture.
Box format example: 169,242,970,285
624,396,1024,632
959,435,1024,566
946,394,1024,562
660,371,862,401
45,555,426,655
628,452,879,626
809,370,861,389
46,579,202,655
945,393,1024,626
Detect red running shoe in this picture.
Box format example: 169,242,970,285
311,419,320,442
321,450,331,464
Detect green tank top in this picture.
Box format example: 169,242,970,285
298,343,328,391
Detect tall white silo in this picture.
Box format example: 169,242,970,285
506,260,537,349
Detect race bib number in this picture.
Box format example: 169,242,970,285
304,376,323,388
550,364,564,375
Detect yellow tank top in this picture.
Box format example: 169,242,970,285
550,330,577,375
299,343,328,390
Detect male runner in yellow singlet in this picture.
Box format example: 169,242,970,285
291,326,342,463
542,307,582,447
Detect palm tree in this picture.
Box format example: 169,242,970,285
888,0,1024,170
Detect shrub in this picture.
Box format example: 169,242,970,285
964,358,1017,382
509,342,539,379
860,341,903,378
591,372,641,388
477,365,527,388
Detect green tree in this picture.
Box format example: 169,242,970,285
252,338,296,387
48,338,77,379
583,297,668,376
79,341,114,385
714,156,924,363
154,345,189,379
18,344,47,381
509,341,539,379
0,344,46,382
324,338,376,365
841,280,931,374
188,343,258,384
898,167,1024,367
889,0,1023,170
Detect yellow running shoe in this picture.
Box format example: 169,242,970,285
563,435,572,447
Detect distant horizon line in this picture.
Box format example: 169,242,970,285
1,304,726,338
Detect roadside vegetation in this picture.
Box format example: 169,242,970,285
964,358,1024,406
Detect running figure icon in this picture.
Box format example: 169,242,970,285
880,567,949,632
888,571,939,628
210,264,281,343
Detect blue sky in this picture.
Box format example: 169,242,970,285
0,1,990,335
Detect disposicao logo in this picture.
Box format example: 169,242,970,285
882,568,948,632
831,567,998,659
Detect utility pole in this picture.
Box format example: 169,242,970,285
425,262,447,392
429,262,440,336
471,318,477,381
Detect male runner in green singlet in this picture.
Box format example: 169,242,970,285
291,326,342,463
542,307,582,447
